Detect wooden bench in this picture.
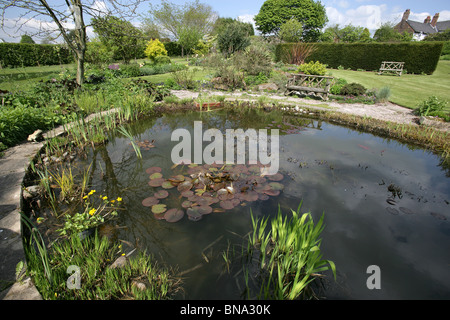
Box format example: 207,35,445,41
285,74,334,101
378,61,404,76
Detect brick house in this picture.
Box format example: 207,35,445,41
394,9,450,40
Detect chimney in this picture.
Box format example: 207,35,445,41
402,9,411,21
431,13,439,27
424,16,431,24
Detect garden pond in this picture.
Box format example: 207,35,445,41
62,107,450,299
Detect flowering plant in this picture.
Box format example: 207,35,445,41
58,190,121,236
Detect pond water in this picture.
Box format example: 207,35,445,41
75,107,450,299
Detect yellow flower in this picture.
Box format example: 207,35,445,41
102,196,108,201
37,217,44,224
121,253,126,256
117,197,123,202
111,200,116,204
88,190,96,195
89,208,97,216
83,195,88,199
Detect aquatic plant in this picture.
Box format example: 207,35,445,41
245,204,336,300
142,162,287,222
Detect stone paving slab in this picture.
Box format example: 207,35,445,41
0,141,44,300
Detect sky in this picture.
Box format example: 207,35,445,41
1,0,449,43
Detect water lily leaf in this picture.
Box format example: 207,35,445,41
148,178,165,187
154,190,169,199
164,209,184,223
142,197,159,207
259,193,270,201
181,200,193,208
150,172,163,180
177,180,192,192
151,204,167,214
187,208,202,221
145,167,162,174
267,173,284,181
162,180,176,189
268,182,284,191
264,189,280,196
220,200,234,210
198,205,213,215
181,190,194,198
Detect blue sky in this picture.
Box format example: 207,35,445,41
1,0,449,42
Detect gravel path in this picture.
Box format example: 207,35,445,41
171,89,450,132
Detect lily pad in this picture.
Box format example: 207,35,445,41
151,204,167,214
164,208,184,223
149,172,163,180
145,167,162,174
220,200,234,210
198,205,213,215
153,212,166,220
154,190,169,199
161,180,176,189
264,189,280,197
187,207,202,221
259,193,270,201
181,200,193,208
148,178,165,187
268,182,284,191
142,197,159,207
267,173,284,181
177,180,193,192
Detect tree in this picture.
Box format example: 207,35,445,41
177,26,203,57
92,15,145,63
254,0,327,41
373,22,411,42
20,34,35,44
212,17,254,37
0,0,146,85
145,0,217,41
279,18,303,42
217,21,251,57
424,29,450,41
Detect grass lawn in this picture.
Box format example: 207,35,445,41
328,60,450,112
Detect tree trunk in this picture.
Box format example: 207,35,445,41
76,52,85,86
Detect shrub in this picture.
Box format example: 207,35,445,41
415,96,448,117
145,39,168,63
153,55,171,65
330,78,347,95
375,86,391,103
119,63,141,78
340,83,367,96
298,60,327,76
233,45,273,76
279,42,317,65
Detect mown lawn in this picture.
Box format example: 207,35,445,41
328,60,450,112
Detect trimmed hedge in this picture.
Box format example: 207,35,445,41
0,43,73,68
275,42,444,74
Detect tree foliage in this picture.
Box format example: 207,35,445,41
145,0,217,41
144,38,168,62
212,17,254,37
279,18,303,43
20,34,35,44
92,15,145,63
373,22,412,42
254,0,327,41
217,21,251,56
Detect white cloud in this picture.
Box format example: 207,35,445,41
326,4,390,31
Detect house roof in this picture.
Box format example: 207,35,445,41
406,20,438,34
436,20,450,32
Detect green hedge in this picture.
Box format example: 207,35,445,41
441,41,450,56
0,43,74,68
275,42,444,74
